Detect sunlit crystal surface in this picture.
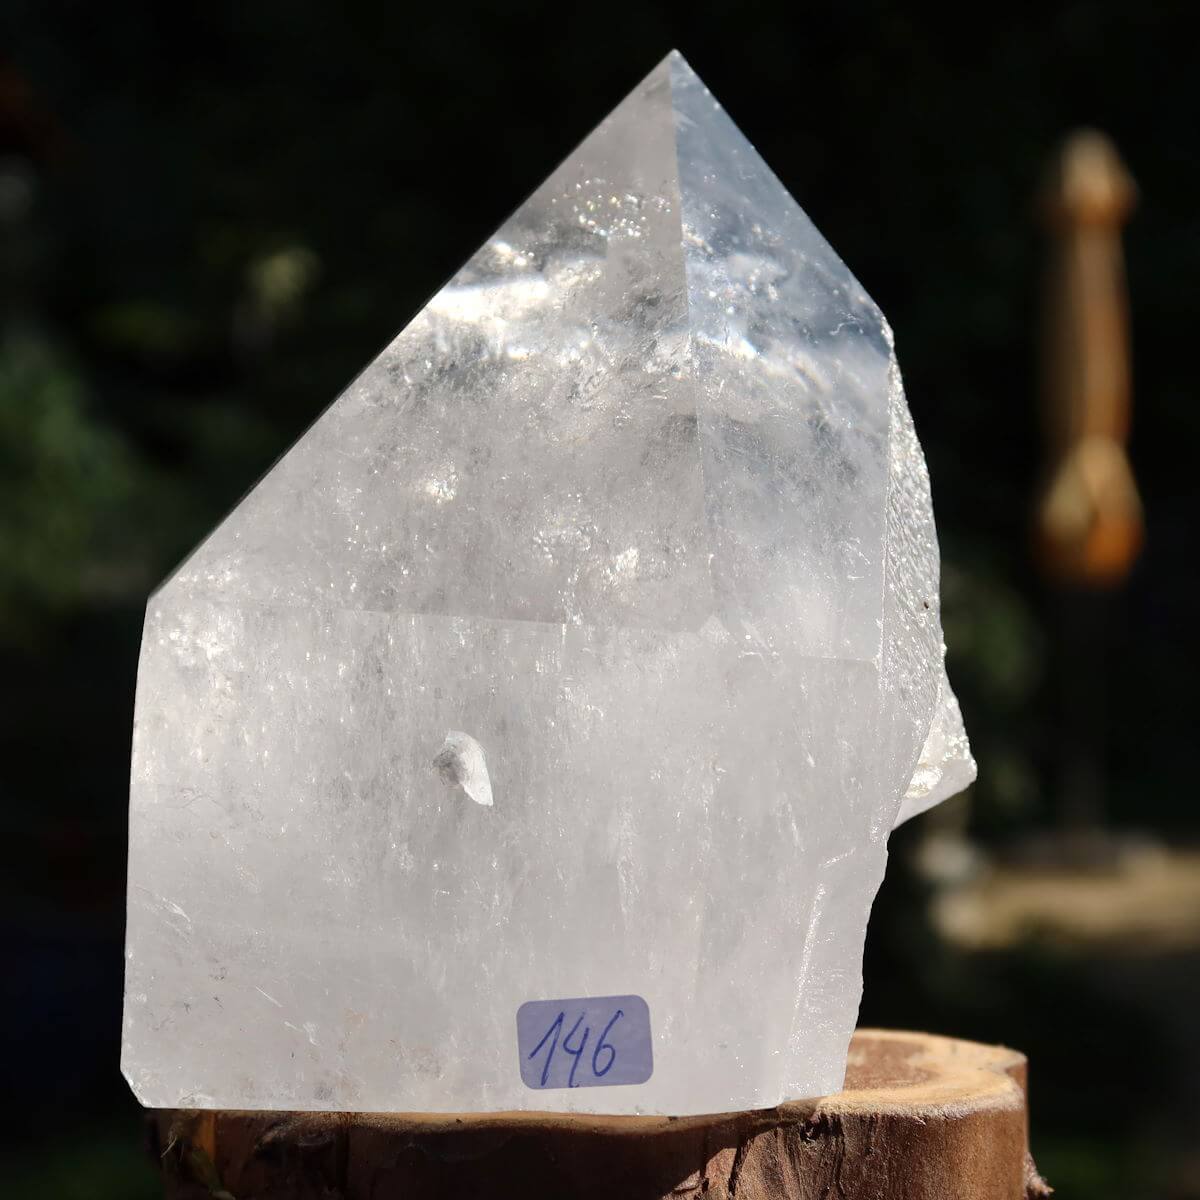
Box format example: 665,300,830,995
123,52,974,1116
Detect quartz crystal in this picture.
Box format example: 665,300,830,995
123,51,974,1116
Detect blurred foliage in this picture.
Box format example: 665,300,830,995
0,1128,159,1200
942,558,1046,826
0,335,132,629
1,2,1197,1198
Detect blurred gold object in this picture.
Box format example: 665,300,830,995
1036,130,1142,585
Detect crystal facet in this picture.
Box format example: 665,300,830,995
123,52,974,1115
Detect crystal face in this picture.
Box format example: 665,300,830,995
123,52,974,1116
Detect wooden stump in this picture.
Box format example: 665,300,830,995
152,1029,1050,1199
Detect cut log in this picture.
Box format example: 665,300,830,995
151,1028,1049,1199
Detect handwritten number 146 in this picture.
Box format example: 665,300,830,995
528,1008,623,1087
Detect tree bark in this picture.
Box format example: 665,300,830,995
152,1028,1050,1200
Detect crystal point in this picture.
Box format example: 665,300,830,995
123,51,973,1116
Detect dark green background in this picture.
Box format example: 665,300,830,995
2,2,1196,1196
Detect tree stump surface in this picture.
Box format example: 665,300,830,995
152,1028,1050,1200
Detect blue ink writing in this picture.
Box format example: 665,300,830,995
517,994,652,1090
592,1008,622,1077
527,1010,565,1087
560,1013,590,1087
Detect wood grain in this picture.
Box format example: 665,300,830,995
152,1028,1049,1199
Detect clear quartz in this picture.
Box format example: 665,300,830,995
123,51,973,1115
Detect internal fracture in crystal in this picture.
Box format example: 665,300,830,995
122,51,974,1116
434,731,494,807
